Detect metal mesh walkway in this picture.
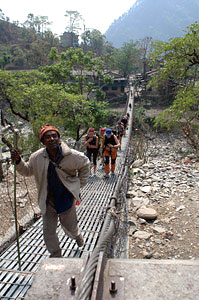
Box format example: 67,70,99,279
0,105,132,300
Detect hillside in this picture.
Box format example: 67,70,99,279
105,0,199,47
0,20,67,70
0,20,23,44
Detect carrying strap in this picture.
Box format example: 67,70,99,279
48,156,76,178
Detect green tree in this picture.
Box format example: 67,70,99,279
48,47,59,62
113,41,141,77
65,10,82,33
0,9,5,20
39,16,52,35
44,47,113,98
23,13,35,30
81,29,105,56
138,37,153,79
64,10,82,47
150,22,199,151
43,31,59,47
0,52,11,70
81,29,115,61
11,47,27,67
29,39,52,67
60,31,79,48
19,26,37,44
0,9,9,21
23,14,52,35
0,69,110,149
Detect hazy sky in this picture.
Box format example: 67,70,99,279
1,0,136,35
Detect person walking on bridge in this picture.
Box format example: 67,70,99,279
99,127,106,168
116,121,124,149
121,114,128,136
11,124,90,257
84,127,99,176
102,128,120,178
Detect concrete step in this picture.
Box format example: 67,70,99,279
103,259,199,300
25,258,199,299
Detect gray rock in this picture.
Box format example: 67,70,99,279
133,231,152,240
153,226,166,234
176,205,185,212
138,218,147,224
126,191,135,198
152,252,161,259
128,217,137,226
129,227,137,235
132,168,142,174
168,200,176,207
142,250,153,259
140,186,152,193
137,207,158,220
154,239,162,244
131,159,144,168
132,197,150,208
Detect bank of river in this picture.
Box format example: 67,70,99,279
128,130,199,260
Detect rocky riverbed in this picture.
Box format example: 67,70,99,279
128,130,199,260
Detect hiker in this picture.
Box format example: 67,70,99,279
11,124,90,257
111,125,117,136
102,128,120,178
117,121,124,149
99,128,106,167
129,103,132,110
84,127,99,176
121,115,128,135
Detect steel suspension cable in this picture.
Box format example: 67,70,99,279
13,131,21,271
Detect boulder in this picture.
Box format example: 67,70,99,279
133,231,152,239
137,207,158,220
140,186,152,193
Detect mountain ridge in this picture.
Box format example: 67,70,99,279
105,0,199,47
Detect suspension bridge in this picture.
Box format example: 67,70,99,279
0,85,133,300
1,85,198,300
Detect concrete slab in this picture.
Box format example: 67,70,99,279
24,257,199,299
103,259,199,300
25,258,84,300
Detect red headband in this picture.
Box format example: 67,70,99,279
88,127,95,132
